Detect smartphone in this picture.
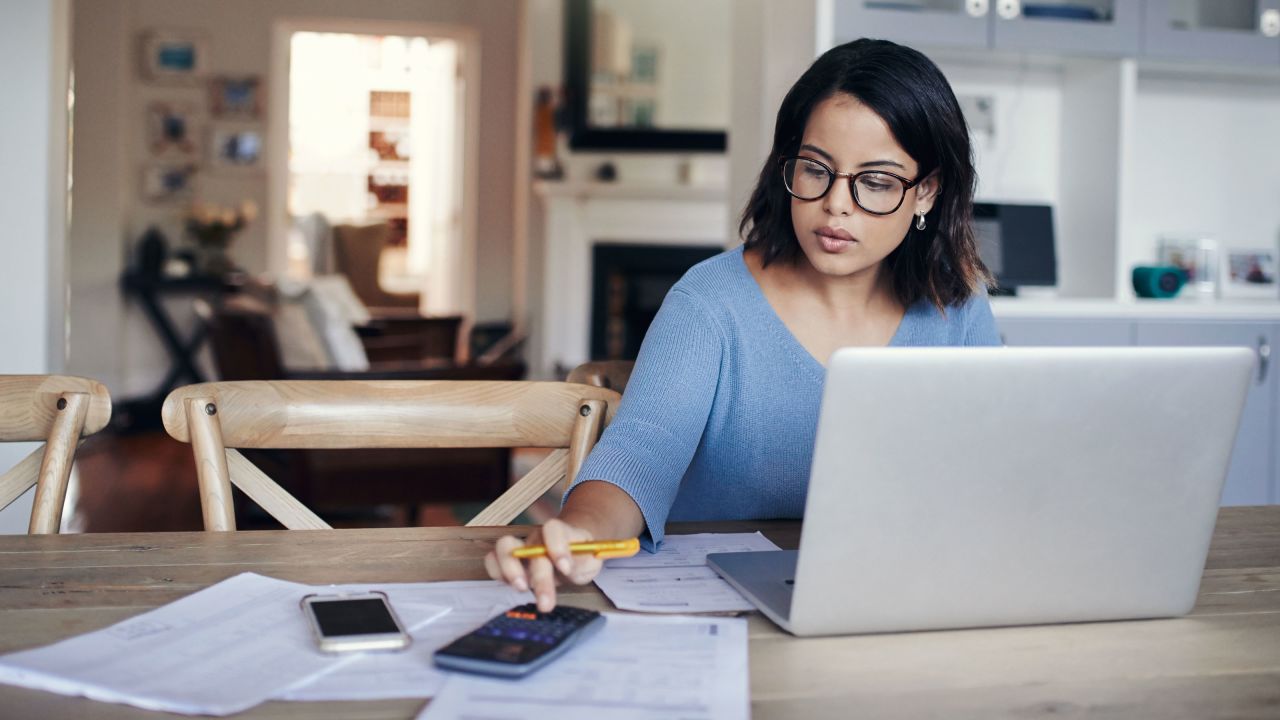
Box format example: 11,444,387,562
300,591,411,653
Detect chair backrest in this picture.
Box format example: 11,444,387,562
567,360,635,393
0,375,112,533
161,380,621,531
331,223,419,309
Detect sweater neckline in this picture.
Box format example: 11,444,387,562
729,246,916,376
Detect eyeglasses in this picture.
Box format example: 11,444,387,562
779,156,921,216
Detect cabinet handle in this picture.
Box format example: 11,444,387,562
1262,9,1280,38
1258,336,1271,385
996,0,1020,20
966,0,990,19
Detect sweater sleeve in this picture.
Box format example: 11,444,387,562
564,288,724,548
963,290,1002,346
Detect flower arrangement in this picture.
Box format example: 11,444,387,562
185,200,257,274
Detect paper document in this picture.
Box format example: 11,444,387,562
594,532,781,613
0,573,441,716
279,581,531,701
418,613,749,720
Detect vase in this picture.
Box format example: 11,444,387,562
196,243,235,277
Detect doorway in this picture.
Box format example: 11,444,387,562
268,20,477,316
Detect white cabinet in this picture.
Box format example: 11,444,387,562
993,307,1279,506
1133,321,1275,506
998,317,1131,346
1142,0,1280,65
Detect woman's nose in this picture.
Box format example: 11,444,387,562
822,178,855,216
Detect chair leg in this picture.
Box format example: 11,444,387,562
29,393,89,534
185,397,237,531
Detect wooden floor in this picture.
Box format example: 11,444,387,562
71,432,552,533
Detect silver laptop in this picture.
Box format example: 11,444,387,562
707,347,1254,636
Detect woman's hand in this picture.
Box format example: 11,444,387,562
484,518,604,612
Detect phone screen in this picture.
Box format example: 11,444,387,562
309,598,400,637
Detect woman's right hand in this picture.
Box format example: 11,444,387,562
484,518,604,612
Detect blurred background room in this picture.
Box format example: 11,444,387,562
3,0,1279,534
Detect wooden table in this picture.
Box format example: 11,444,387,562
1,508,1278,719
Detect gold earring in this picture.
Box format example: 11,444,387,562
915,212,927,231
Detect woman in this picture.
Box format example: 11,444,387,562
487,38,1000,611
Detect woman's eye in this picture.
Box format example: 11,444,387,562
858,176,896,192
801,165,827,178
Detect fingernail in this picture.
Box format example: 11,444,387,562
514,577,528,592
557,558,571,574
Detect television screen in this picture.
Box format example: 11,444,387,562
973,202,1057,293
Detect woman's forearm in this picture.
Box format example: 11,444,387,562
557,480,646,540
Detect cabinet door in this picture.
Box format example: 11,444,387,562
1135,321,1275,506
833,0,991,49
993,0,1141,56
996,317,1133,346
1142,0,1280,66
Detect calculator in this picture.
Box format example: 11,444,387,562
433,604,605,677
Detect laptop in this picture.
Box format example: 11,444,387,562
707,347,1254,636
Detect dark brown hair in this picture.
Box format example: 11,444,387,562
739,38,992,309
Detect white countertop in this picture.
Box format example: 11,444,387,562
532,180,726,202
991,297,1280,320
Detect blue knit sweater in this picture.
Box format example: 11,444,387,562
566,246,1001,547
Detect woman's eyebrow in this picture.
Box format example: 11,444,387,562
799,144,906,171
858,159,907,170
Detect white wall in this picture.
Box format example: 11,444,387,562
1123,72,1280,279
0,0,71,533
68,0,521,397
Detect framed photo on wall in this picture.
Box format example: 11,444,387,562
208,124,264,172
209,76,262,119
1221,249,1279,300
145,102,200,156
141,163,198,204
140,31,209,83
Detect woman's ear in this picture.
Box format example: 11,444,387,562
913,172,941,216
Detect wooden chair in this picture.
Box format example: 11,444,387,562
161,380,620,530
0,375,112,533
567,360,635,393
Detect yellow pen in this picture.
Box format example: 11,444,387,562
510,538,640,560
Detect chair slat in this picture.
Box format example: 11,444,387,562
466,450,568,527
0,446,44,512
226,450,331,530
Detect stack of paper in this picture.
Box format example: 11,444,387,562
593,532,781,613
279,582,530,701
0,532,770,716
0,573,529,715
418,613,750,720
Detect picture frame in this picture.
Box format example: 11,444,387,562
145,102,200,156
209,76,262,119
1157,236,1219,298
1221,249,1279,300
140,31,209,83
141,163,198,204
208,124,264,172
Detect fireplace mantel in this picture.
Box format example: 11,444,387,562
534,181,729,378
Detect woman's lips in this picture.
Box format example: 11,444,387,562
815,226,855,253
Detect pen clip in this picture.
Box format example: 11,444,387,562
592,538,640,560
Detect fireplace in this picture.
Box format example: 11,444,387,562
590,243,722,361
534,180,728,378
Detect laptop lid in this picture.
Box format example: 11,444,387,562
787,347,1253,636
